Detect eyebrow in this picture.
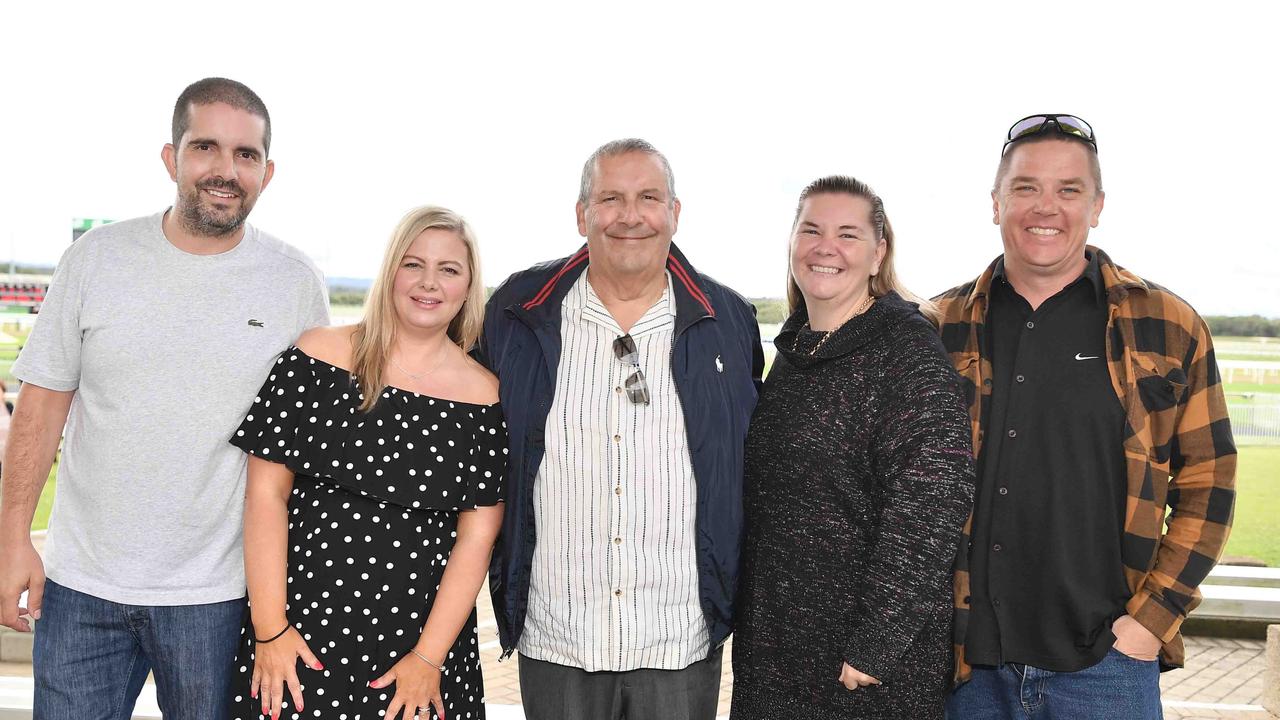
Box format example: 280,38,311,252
799,220,866,232
1008,175,1086,186
402,254,463,265
598,187,667,197
186,137,263,157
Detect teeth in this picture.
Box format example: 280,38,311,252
206,189,235,198
1027,227,1061,236
810,266,841,275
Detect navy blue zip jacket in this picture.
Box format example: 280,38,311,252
478,243,765,657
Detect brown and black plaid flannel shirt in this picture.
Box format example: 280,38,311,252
935,246,1236,685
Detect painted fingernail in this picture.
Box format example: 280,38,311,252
314,662,324,670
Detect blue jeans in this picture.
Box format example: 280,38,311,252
33,579,245,720
946,649,1163,720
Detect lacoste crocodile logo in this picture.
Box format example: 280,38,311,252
248,319,265,328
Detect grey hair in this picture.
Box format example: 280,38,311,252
577,138,677,205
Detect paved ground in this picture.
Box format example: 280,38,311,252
475,583,1273,718
6,533,1272,717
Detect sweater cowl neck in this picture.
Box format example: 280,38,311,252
775,290,921,369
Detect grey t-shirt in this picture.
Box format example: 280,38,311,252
12,211,330,605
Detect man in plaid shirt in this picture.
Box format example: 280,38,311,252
938,115,1236,719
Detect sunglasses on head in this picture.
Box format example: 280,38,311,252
1002,114,1096,155
612,334,651,406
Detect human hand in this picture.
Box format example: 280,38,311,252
1112,614,1161,661
370,649,444,720
839,662,881,690
251,626,323,719
0,539,44,632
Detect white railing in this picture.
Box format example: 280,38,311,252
1229,402,1280,445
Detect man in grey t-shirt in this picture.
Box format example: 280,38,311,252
0,78,329,718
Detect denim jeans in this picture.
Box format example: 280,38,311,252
518,646,723,720
945,648,1163,720
33,579,245,720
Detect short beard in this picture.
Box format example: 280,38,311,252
177,183,252,238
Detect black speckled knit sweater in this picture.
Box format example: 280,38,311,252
731,291,975,719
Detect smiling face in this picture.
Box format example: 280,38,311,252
993,139,1105,286
162,101,274,238
576,151,680,280
790,192,887,320
391,228,472,336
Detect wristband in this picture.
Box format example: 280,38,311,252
253,623,291,644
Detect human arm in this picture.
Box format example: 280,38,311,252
0,384,74,631
1124,313,1236,648
243,454,322,718
841,328,976,682
372,503,504,720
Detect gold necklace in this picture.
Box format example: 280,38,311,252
804,295,876,356
390,345,450,380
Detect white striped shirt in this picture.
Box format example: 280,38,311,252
518,269,708,671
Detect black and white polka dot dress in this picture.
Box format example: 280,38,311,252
226,347,507,720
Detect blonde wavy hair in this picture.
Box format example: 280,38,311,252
787,175,938,325
352,206,485,410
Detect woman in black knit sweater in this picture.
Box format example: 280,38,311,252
731,176,975,719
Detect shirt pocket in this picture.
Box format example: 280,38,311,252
1131,361,1188,459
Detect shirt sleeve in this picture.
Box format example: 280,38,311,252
470,405,509,507
842,323,977,681
1125,311,1237,643
11,239,95,392
302,268,331,332
229,347,316,464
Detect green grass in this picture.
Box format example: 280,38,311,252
31,463,56,532
1226,384,1280,396
1222,446,1280,567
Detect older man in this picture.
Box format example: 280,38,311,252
481,138,764,719
0,78,328,718
937,115,1236,718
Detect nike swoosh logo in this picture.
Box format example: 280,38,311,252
1074,353,1099,360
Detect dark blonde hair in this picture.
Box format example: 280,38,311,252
788,175,938,324
351,206,485,411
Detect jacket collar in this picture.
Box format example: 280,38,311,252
964,244,1148,313
515,242,716,333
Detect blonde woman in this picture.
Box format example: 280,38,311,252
227,207,506,720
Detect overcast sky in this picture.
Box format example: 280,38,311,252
2,1,1277,315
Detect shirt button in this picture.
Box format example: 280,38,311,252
615,386,622,394
993,543,1003,552
613,537,622,545
613,434,621,442
998,487,1009,496
992,598,1001,607
1026,321,1035,329
615,486,622,495
1015,374,1025,383
1007,429,1017,438
614,589,622,597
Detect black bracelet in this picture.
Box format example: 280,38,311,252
253,623,291,644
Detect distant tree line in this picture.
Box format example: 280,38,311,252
750,298,788,325
327,288,1275,337
330,286,500,307
1205,315,1280,338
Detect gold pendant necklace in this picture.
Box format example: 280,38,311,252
802,294,876,356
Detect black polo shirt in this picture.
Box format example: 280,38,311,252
965,251,1131,672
